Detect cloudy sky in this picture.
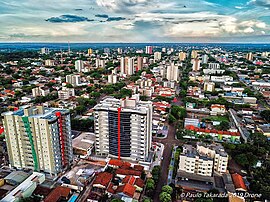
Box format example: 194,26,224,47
1,0,270,42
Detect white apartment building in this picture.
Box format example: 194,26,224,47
120,57,135,76
202,54,209,64
166,63,179,81
211,76,233,82
93,95,152,162
108,74,118,84
66,74,81,87
154,52,162,61
32,87,50,97
179,143,228,176
197,143,228,174
179,145,213,177
58,87,75,100
208,63,220,69
75,60,84,72
2,106,73,175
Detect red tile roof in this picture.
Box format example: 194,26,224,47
109,159,123,167
93,172,113,188
185,125,240,137
134,178,144,188
116,184,136,198
116,168,142,177
134,165,144,171
231,173,247,191
44,187,71,202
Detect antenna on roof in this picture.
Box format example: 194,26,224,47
68,41,71,55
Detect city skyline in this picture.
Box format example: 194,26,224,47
1,0,270,43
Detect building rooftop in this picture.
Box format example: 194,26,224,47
72,132,95,151
2,106,69,121
44,186,71,202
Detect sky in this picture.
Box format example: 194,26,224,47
1,0,270,42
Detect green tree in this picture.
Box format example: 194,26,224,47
162,185,173,194
159,192,171,202
261,110,270,122
168,114,177,124
146,179,155,191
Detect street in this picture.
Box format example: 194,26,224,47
153,123,181,201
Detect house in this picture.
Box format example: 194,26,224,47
93,172,113,189
210,104,226,115
231,173,247,192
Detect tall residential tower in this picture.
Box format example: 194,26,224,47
93,95,152,162
2,106,72,175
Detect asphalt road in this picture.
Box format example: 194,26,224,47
153,123,181,201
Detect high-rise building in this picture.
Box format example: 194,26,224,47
108,74,118,84
117,48,123,54
137,56,143,71
202,54,209,64
246,52,253,61
93,95,152,162
162,48,166,53
154,52,162,61
120,57,134,76
145,46,153,54
88,48,93,55
66,74,81,87
166,63,179,81
41,48,49,54
192,58,201,72
44,59,55,66
2,106,72,175
58,87,75,100
179,52,187,61
191,50,198,59
75,60,84,72
32,87,50,97
96,59,106,68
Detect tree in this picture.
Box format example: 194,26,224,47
162,185,173,194
65,83,74,88
159,192,171,202
111,199,124,202
151,165,161,183
168,114,177,124
146,179,155,191
261,110,270,122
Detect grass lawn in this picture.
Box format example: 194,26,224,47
202,116,229,122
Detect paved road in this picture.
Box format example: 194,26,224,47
153,123,181,201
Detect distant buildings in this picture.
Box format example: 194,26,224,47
166,63,179,81
179,51,187,61
58,87,75,100
93,95,152,162
32,86,50,97
41,47,49,54
191,50,198,59
75,60,84,72
88,48,93,55
120,57,135,76
66,74,81,87
108,74,118,84
246,52,253,61
192,58,201,72
145,46,153,54
154,52,162,61
202,54,209,64
2,106,73,175
204,82,215,92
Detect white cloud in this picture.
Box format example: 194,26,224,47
115,23,135,30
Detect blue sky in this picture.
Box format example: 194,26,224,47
1,0,270,42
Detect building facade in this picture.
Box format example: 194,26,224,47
93,95,152,162
2,106,73,175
